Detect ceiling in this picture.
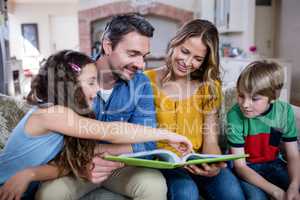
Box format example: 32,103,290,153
10,0,78,3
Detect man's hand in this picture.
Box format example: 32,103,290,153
0,169,33,200
87,154,124,184
184,162,227,177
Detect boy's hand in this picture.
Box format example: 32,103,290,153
0,169,32,200
270,187,285,200
184,162,226,177
87,154,124,184
286,184,300,200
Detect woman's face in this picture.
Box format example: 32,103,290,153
77,63,99,108
171,36,207,78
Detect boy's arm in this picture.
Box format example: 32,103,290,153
284,141,300,199
0,164,67,200
231,147,285,199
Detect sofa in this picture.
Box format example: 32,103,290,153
1,89,299,199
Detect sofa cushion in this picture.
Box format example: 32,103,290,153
0,94,31,150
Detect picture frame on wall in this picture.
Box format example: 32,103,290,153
21,23,39,55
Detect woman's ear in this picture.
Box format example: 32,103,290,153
102,38,112,56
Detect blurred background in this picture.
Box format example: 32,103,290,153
0,0,299,107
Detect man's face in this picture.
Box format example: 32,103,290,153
106,31,150,81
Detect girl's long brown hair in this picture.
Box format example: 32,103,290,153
27,50,98,179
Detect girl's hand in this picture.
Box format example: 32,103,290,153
286,184,300,200
164,133,193,155
0,170,32,200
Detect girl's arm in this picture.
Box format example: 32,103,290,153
284,141,300,200
29,106,192,151
0,164,67,200
231,147,285,200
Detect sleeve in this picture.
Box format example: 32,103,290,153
201,80,222,113
282,104,298,142
226,105,246,147
129,74,157,152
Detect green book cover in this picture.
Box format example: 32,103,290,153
104,149,248,169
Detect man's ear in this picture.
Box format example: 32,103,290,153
102,38,112,56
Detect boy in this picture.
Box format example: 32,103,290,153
227,60,300,200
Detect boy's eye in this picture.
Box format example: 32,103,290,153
252,96,260,101
238,94,245,99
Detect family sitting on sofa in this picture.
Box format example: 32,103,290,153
0,13,299,200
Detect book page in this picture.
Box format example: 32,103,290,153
119,149,182,163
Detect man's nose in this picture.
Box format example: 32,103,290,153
134,56,146,70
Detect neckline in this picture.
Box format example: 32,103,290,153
150,70,201,102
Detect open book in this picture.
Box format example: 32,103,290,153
104,149,248,169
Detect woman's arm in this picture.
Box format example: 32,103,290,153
30,106,192,151
201,112,222,154
185,112,226,177
231,147,285,200
284,141,300,200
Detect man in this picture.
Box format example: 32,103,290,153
36,13,167,200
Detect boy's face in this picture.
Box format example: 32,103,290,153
237,92,270,118
106,31,150,81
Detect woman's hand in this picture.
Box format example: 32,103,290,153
0,169,33,200
184,162,227,177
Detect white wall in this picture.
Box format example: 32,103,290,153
8,2,79,71
79,0,199,12
276,0,300,102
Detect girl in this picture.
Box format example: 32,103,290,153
145,19,245,200
0,50,192,200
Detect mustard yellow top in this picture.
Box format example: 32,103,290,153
145,69,222,153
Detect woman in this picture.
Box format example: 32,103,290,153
145,19,245,200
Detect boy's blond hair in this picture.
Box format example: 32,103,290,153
237,60,284,101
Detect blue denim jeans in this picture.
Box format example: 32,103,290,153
238,158,291,200
162,167,245,200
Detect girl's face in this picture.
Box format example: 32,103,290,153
171,36,207,78
77,63,99,108
237,91,270,118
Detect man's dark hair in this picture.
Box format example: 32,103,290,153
100,13,154,55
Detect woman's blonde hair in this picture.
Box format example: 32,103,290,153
161,19,220,97
237,60,284,101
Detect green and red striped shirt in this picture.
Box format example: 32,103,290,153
227,100,298,163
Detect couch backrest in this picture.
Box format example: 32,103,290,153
0,94,31,150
